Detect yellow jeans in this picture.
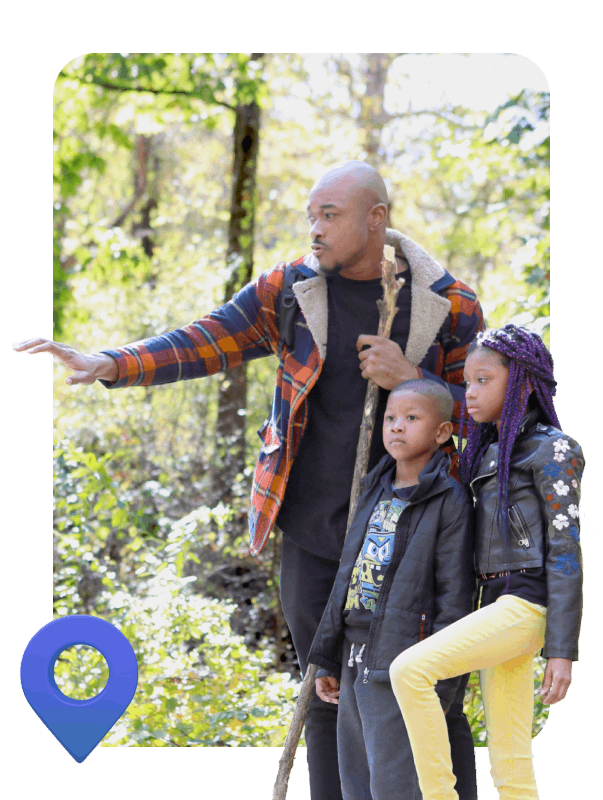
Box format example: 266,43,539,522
389,594,546,800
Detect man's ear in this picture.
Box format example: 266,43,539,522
370,203,387,228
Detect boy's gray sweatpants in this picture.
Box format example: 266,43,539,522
337,638,421,800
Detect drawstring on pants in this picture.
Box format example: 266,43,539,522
347,643,366,667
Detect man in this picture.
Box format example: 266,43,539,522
16,161,483,800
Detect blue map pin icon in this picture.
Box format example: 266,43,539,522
21,615,138,762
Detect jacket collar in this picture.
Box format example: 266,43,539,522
487,408,542,447
364,448,451,503
517,408,541,438
291,228,453,364
475,409,543,476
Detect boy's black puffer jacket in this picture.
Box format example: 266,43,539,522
308,448,476,710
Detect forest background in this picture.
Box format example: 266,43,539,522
50,52,550,748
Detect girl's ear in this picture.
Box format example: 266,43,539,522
521,377,534,405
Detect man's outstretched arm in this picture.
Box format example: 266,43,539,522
12,339,119,385
13,265,286,388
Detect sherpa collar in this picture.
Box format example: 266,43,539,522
292,228,454,365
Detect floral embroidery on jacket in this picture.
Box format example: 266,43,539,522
537,434,584,579
542,463,562,479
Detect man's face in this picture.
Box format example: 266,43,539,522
306,182,372,275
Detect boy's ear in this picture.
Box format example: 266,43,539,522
436,421,454,445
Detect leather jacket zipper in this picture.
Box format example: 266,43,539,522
509,505,532,548
470,466,498,498
420,613,426,641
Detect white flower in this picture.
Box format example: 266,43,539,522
553,514,569,530
572,479,578,488
553,453,565,462
568,504,579,519
554,439,570,454
553,480,569,496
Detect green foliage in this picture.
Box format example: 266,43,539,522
384,90,550,340
53,439,298,746
53,567,299,748
53,52,266,336
483,91,550,338
54,645,109,700
103,578,298,747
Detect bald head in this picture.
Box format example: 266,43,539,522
312,161,389,212
306,161,390,278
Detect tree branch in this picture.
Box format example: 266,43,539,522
69,76,236,111
386,108,479,131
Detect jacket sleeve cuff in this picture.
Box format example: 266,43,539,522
541,647,579,661
98,349,137,388
308,653,342,680
315,668,338,680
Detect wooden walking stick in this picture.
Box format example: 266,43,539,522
272,244,403,800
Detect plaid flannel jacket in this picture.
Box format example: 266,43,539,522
101,232,483,556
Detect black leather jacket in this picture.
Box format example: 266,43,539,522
470,410,584,660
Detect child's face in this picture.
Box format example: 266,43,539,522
463,348,510,428
383,391,450,462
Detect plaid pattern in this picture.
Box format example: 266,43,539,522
417,282,485,431
102,256,483,556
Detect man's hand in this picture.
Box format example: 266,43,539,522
539,657,572,704
12,338,119,385
357,335,419,390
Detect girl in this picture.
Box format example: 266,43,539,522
389,324,584,800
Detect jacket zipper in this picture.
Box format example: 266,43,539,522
469,467,498,498
509,506,532,548
364,494,425,683
363,612,427,681
472,471,533,549
363,508,412,680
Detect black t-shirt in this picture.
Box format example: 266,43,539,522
479,567,547,609
276,269,412,560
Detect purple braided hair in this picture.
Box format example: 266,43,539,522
459,324,560,576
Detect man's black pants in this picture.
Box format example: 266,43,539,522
280,536,478,800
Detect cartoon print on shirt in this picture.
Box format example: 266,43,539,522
345,497,408,613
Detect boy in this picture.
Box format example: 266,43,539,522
308,379,476,800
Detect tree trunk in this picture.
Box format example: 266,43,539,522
212,96,261,504
359,54,397,225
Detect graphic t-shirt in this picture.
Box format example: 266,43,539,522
343,483,416,643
